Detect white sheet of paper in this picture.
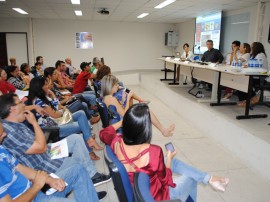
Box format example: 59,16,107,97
15,89,29,100
209,63,217,67
166,57,171,60
174,58,180,61
184,61,189,64
50,139,69,160
45,173,68,195
60,91,71,95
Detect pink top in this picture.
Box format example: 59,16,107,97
99,126,176,200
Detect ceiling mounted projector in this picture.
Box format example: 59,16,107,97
97,9,109,15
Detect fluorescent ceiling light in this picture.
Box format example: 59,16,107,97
75,10,82,16
12,8,28,14
0,0,6,2
231,21,249,25
155,0,176,9
137,13,149,18
71,0,80,4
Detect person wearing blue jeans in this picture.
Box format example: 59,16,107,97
59,110,100,152
0,122,106,202
168,158,210,202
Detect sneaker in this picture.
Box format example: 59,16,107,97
92,173,111,186
97,191,107,201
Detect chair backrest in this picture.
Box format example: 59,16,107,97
134,172,183,202
96,98,110,128
133,172,155,202
108,105,123,133
104,145,133,202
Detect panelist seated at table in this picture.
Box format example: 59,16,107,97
224,43,251,99
201,40,224,64
225,40,241,65
237,42,269,107
176,43,194,81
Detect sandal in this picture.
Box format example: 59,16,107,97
89,151,100,161
87,138,103,151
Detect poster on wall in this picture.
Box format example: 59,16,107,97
75,32,93,49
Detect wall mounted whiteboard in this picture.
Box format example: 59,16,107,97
220,12,250,56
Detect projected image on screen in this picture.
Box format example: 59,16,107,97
194,12,222,55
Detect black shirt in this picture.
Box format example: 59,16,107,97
201,48,224,63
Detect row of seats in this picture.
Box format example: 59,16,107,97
104,145,183,202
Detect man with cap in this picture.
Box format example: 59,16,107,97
91,57,102,75
72,62,100,125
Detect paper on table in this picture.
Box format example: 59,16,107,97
45,173,68,195
174,58,180,61
15,89,29,100
209,63,217,67
50,139,69,159
166,57,171,60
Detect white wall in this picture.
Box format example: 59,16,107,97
176,19,195,53
32,19,173,71
0,18,173,71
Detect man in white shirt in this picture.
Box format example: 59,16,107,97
225,41,241,65
65,57,80,79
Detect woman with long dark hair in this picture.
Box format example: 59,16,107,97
100,104,229,201
27,77,102,160
7,65,29,90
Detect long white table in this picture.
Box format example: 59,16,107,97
159,57,268,119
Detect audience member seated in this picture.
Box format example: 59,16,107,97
31,62,43,77
0,68,16,94
0,93,111,188
55,60,74,90
6,65,29,90
91,57,103,75
101,75,174,137
21,63,34,82
27,77,102,160
45,67,100,125
100,104,229,201
73,62,95,94
95,65,149,105
65,57,80,79
36,56,46,71
0,122,104,202
9,57,17,67
176,43,194,81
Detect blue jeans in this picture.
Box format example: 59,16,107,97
34,163,99,202
168,158,210,202
59,110,93,152
68,100,91,119
59,134,97,178
74,91,96,116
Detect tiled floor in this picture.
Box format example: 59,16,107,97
91,75,270,202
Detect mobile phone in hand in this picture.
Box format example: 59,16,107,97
165,142,175,152
125,88,130,93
